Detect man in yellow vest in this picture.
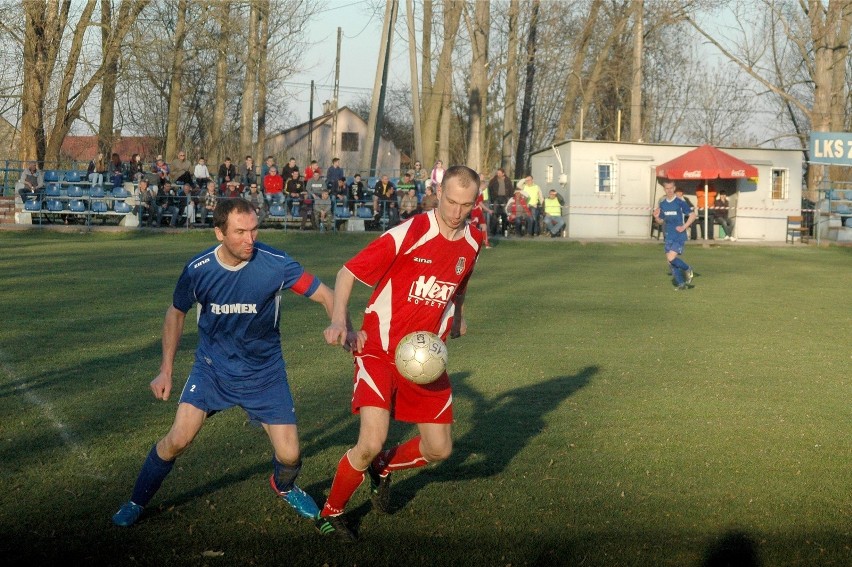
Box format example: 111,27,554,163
541,188,566,237
522,175,544,236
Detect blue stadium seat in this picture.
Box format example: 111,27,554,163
44,170,61,183
90,186,105,198
113,201,132,214
846,217,852,228
112,186,129,198
24,199,42,211
268,204,286,217
367,176,379,190
345,176,355,186
835,204,851,214
46,199,64,212
67,185,83,198
45,183,61,197
64,170,84,183
334,205,351,219
69,200,86,213
845,190,852,200
91,201,109,213
357,206,373,219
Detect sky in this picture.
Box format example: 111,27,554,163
284,0,411,125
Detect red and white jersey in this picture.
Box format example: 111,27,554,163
345,210,482,353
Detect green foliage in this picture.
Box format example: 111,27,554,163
0,231,850,566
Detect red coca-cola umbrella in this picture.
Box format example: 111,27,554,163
656,145,758,239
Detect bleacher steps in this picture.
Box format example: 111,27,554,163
0,197,15,224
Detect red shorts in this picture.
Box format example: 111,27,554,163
351,350,453,424
469,208,486,227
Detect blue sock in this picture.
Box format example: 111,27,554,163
271,457,301,494
130,444,175,507
669,261,684,285
671,257,690,271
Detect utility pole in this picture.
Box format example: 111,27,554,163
331,27,342,160
308,80,314,163
406,0,423,165
364,0,398,176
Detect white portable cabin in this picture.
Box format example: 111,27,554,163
528,140,803,242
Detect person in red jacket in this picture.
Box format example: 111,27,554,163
264,165,284,206
304,160,321,183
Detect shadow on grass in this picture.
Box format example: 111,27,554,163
701,529,761,567
343,365,598,531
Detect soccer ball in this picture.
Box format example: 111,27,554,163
394,331,448,385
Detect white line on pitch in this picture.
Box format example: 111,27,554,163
0,353,106,481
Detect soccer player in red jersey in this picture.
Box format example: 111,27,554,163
318,165,482,540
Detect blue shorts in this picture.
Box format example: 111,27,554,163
178,357,296,425
664,235,686,255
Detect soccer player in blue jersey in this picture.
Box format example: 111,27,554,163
112,198,338,527
653,178,696,290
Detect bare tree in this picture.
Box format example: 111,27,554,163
240,1,259,159
464,0,489,172
255,0,270,165
687,0,852,191
421,0,464,168
500,0,519,176
514,0,538,176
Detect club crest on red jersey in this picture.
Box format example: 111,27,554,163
455,257,465,275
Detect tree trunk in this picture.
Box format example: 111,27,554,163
255,0,270,165
240,1,259,159
210,1,231,166
420,0,433,118
165,0,188,160
629,0,643,142
465,0,490,172
406,0,424,165
98,1,146,158
553,0,601,142
575,9,630,140
421,0,463,169
514,0,538,177
501,0,519,176
19,0,65,162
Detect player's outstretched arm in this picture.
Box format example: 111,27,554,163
150,305,187,401
324,267,365,352
307,282,335,320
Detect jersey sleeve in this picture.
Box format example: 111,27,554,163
344,233,397,287
172,265,196,313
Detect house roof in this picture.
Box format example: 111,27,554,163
61,135,161,162
266,106,362,141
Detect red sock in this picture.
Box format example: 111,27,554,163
321,451,365,517
372,436,429,476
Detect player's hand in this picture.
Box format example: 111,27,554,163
150,372,173,401
676,225,685,233
343,330,367,353
653,207,660,218
324,322,349,347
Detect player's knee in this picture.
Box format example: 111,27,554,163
421,440,452,463
350,441,383,466
160,431,193,458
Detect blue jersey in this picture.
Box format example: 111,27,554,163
172,241,320,379
659,197,691,240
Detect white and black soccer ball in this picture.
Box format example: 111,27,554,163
394,331,448,385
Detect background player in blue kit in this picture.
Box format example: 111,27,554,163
653,178,696,291
112,199,338,527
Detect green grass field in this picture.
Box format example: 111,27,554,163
0,229,849,566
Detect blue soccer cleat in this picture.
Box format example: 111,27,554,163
269,476,320,519
112,501,144,527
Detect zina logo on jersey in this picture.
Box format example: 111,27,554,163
408,275,456,306
210,303,258,314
